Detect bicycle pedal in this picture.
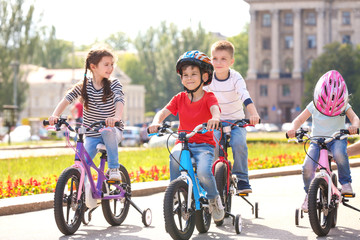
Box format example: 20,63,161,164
236,193,249,197
106,180,120,184
342,193,356,198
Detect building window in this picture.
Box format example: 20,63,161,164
282,84,291,96
259,107,269,120
260,85,268,97
262,38,271,50
284,13,293,26
262,13,271,27
307,35,316,48
342,11,351,25
284,58,293,73
305,12,316,25
262,59,271,73
285,36,293,49
342,35,351,44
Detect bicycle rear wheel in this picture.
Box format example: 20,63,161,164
163,179,195,240
308,177,334,236
54,167,84,235
102,164,131,226
214,162,230,226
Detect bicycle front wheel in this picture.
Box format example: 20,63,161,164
163,179,195,240
102,164,131,226
308,177,334,236
54,167,84,235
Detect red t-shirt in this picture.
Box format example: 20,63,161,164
166,91,219,146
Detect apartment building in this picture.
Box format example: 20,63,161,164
244,0,360,124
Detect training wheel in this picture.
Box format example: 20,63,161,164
142,208,152,227
255,202,259,218
235,214,242,234
295,208,299,226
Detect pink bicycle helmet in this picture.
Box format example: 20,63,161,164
313,70,348,116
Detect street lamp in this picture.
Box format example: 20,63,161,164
2,105,18,145
10,60,19,107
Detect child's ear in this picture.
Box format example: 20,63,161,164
202,72,209,83
90,63,96,71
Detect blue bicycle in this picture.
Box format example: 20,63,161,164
150,122,242,240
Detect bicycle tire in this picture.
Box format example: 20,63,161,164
331,173,338,228
102,164,131,226
214,162,229,226
54,167,84,235
308,177,334,236
163,179,195,240
195,207,211,233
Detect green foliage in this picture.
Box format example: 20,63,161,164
132,22,219,111
303,42,360,114
228,24,249,77
105,32,129,51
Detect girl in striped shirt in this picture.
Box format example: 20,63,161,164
48,47,125,181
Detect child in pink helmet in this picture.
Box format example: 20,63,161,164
286,70,359,213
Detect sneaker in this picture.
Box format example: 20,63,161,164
301,194,308,213
236,180,252,194
109,168,121,181
209,195,225,221
341,183,353,195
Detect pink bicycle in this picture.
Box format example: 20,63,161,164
287,127,359,236
43,116,152,235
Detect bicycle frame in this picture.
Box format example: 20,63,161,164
177,137,207,211
317,148,342,208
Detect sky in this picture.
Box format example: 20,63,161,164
33,0,250,46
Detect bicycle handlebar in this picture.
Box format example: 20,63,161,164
286,127,359,144
43,117,120,133
149,123,208,139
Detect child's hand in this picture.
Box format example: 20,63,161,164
286,129,296,138
105,117,120,127
207,118,220,131
148,124,161,134
48,116,58,125
249,114,260,125
348,125,358,135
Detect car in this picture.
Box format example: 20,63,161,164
2,125,31,143
281,122,292,132
120,126,141,147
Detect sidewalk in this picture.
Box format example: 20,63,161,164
1,158,360,216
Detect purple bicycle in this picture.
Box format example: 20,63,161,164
43,116,152,235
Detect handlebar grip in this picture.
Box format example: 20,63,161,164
43,120,50,126
285,133,289,139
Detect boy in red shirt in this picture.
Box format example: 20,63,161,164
148,50,224,221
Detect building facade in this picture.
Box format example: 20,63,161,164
244,0,360,124
22,66,145,126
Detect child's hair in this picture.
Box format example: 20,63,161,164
77,48,114,110
211,40,235,58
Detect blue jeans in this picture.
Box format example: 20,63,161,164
302,138,351,193
84,127,122,169
214,120,249,182
169,143,219,199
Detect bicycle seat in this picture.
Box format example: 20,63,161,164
96,144,107,154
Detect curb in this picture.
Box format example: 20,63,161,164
1,158,360,216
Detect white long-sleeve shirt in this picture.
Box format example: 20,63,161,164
204,69,251,120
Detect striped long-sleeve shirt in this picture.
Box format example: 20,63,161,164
204,69,252,120
65,78,125,137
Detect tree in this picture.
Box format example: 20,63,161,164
228,24,249,77
105,32,129,51
303,42,360,115
133,22,219,112
0,0,38,110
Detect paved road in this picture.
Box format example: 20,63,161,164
1,167,360,240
